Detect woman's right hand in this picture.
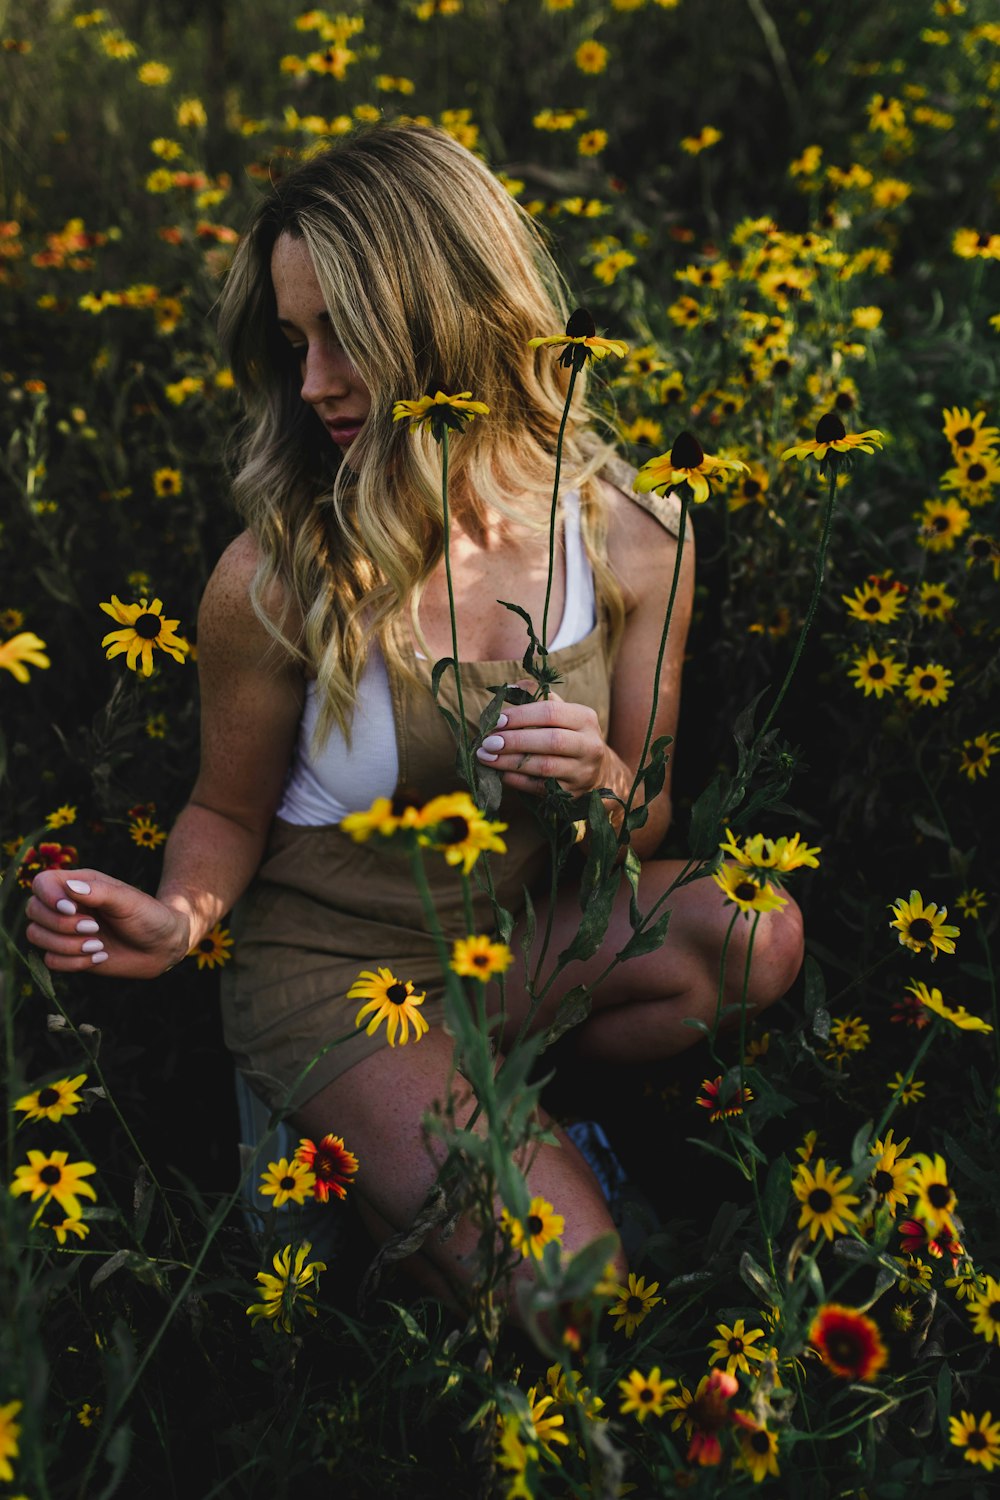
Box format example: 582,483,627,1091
26,869,192,979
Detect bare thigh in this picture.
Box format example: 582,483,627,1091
491,856,804,1063
294,1029,626,1308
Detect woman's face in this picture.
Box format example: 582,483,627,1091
271,232,372,450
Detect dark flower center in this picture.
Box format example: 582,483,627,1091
387,983,409,1005
908,918,933,941
37,1087,60,1108
989,1301,1000,1322
526,1215,543,1235
626,1296,643,1313
743,479,761,497
868,663,886,679
873,1170,894,1194
734,881,758,902
565,307,596,339
134,612,162,640
835,390,856,411
927,1183,951,1207
925,595,941,609
919,674,936,690
639,1387,655,1402
751,1431,770,1454
931,515,949,531
728,1337,744,1354
863,597,881,613
968,1430,987,1450
473,953,489,967
40,1165,62,1185
967,745,985,762
771,358,791,378
815,411,846,443
198,937,215,952
670,430,704,469
971,538,990,557
435,816,470,845
808,1188,833,1213
954,426,975,446
279,1176,295,1191
967,462,986,482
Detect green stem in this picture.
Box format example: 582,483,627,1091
757,463,839,742
619,492,690,838
869,1017,942,1146
540,360,580,681
978,923,1000,1078
439,429,474,788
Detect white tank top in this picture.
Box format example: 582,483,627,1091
277,490,597,826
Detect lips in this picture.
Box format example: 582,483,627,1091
325,419,364,445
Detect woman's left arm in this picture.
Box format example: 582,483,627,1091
477,484,695,861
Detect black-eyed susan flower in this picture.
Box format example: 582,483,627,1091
945,1264,982,1302
825,1014,871,1068
577,128,608,156
129,816,167,849
0,630,50,682
888,890,959,960
810,1303,887,1379
528,307,628,370
391,390,489,441
0,1400,22,1484
967,1275,1000,1347
152,466,182,497
847,645,903,698
416,792,507,875
942,405,999,461
712,864,786,915
634,430,749,505
895,1255,933,1295
916,496,971,551
258,1157,317,1208
574,38,608,73
869,1130,915,1216
618,1367,675,1423
949,1410,1000,1472
47,1216,90,1245
495,1412,537,1495
294,1134,359,1202
966,532,1000,579
100,596,188,677
349,967,429,1047
904,661,953,707
246,1241,326,1333
958,733,999,781
340,796,417,842
781,411,885,470
886,1072,926,1105
45,804,77,829
696,1075,754,1121
734,1419,780,1482
905,978,992,1033
523,1384,571,1458
942,449,1000,506
721,830,821,873
707,1319,768,1377
681,125,722,154
956,887,988,919
609,1272,661,1337
909,1153,959,1237
842,581,906,624
14,1073,87,1123
450,934,514,981
916,581,956,620
188,923,234,969
10,1149,98,1220
792,1158,860,1241
500,1195,564,1259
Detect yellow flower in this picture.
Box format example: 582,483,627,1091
46,804,77,829
782,411,885,467
258,1157,317,1208
967,1275,1000,1347
500,1195,564,1258
889,890,959,960
886,1071,925,1105
137,61,171,86
0,630,50,682
176,97,207,128
0,1400,22,1484
958,732,999,781
10,1150,98,1220
681,125,722,154
99,595,188,676
735,1420,781,1483
707,1318,768,1376
915,496,970,550
14,1074,87,1123
578,128,608,156
153,467,183,496
851,306,883,330
450,935,514,981
188,923,234,969
842,581,905,624
392,390,489,439
529,307,628,368
416,792,507,875
247,1241,326,1333
634,431,749,505
905,978,991,1033
575,39,608,73
609,1272,662,1337
909,1152,959,1237
712,864,787,915
618,1367,676,1423
916,581,956,619
904,662,952,707
847,645,903,698
792,1158,860,1241
949,1410,1000,1472
349,967,429,1047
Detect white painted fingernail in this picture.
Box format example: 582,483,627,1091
496,713,508,728
81,939,104,953
56,899,77,916
67,880,92,895
76,919,100,934
476,748,498,763
482,734,505,751
90,951,109,964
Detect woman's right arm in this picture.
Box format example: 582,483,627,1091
26,533,305,977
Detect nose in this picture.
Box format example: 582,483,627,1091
300,344,350,407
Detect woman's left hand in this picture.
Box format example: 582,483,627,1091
474,681,612,798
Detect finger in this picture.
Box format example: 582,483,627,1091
43,949,111,973
499,771,545,797
25,921,107,961
24,895,103,940
31,868,136,921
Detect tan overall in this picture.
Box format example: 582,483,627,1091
220,464,684,1111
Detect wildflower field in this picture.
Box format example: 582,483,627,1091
3,0,1000,1495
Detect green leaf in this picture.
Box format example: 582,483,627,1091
740,1250,778,1304
28,950,56,1002
936,1362,952,1445
543,984,592,1046
430,655,456,699
803,955,826,1017
616,909,670,963
684,1137,752,1178
623,847,642,930
518,886,536,965
761,1155,792,1240
941,1130,996,1189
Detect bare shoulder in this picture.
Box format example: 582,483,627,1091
199,531,302,676
597,477,694,613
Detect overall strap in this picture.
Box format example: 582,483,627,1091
598,452,685,538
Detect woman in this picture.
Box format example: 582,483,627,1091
26,125,803,1304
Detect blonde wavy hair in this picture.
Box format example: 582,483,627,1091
218,123,623,746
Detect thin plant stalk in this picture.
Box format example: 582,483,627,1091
439,428,474,790
540,359,581,677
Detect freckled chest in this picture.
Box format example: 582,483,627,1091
416,525,566,663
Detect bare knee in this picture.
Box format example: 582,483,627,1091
725,893,804,1015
